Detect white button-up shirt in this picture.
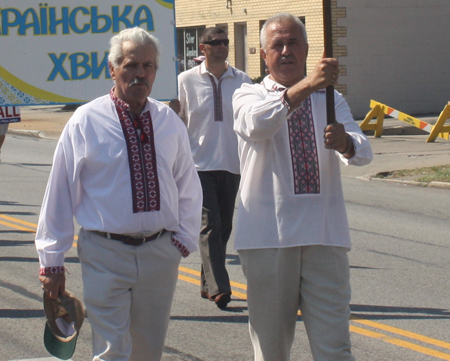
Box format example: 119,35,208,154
178,62,252,174
232,76,373,250
36,94,202,269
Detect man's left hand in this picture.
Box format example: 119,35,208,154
323,123,354,157
39,272,67,300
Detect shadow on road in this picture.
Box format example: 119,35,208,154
350,304,450,320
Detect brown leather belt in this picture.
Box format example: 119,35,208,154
91,229,167,246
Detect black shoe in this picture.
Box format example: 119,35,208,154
214,293,231,309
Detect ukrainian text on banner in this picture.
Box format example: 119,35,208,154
0,0,177,106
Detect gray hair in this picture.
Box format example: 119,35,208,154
108,27,160,69
260,13,308,50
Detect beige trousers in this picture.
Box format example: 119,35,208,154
239,245,354,361
77,228,182,361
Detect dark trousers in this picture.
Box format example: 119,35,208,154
198,170,240,297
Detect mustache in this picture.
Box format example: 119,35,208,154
129,78,149,86
279,55,295,63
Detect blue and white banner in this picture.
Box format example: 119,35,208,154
0,1,177,106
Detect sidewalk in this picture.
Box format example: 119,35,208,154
8,105,73,140
7,105,450,188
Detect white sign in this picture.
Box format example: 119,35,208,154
0,1,177,106
0,106,20,124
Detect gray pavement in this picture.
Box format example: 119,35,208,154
6,107,450,361
6,105,450,188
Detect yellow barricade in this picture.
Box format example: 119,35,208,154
360,100,450,142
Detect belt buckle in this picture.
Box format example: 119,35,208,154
143,231,158,243
129,233,146,245
134,230,162,244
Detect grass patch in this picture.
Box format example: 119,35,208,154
375,165,450,183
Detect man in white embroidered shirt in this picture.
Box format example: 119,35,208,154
232,13,373,361
35,27,202,361
178,27,252,309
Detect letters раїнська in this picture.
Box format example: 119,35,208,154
0,4,154,36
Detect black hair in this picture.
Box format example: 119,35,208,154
199,27,227,44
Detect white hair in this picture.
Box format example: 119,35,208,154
108,27,160,69
260,13,308,51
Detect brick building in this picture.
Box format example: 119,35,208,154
175,0,450,119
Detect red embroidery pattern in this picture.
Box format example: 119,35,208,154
39,266,65,275
110,89,160,213
288,97,320,194
171,236,190,258
208,75,223,122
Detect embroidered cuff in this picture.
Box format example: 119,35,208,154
171,236,190,258
280,89,291,110
39,266,65,276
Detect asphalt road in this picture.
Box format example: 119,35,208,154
1,134,449,361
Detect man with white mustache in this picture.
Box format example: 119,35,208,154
36,27,202,361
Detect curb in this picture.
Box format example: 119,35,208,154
429,181,450,189
357,174,450,190
361,126,428,136
8,128,55,140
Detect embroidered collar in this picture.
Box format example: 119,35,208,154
109,87,160,213
109,87,150,113
199,61,236,80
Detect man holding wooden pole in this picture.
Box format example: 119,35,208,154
232,13,372,360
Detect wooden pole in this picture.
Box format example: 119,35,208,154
323,0,335,124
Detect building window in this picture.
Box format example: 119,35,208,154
176,26,205,73
234,22,247,72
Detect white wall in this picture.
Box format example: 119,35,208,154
339,0,450,119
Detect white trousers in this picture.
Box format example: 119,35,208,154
239,245,354,361
77,229,182,361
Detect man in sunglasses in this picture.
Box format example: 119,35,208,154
178,27,251,309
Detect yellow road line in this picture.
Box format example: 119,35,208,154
178,272,248,301
179,266,247,291
230,280,248,291
0,219,36,233
229,290,248,300
178,266,200,277
0,215,78,241
0,214,37,228
1,213,449,359
178,273,199,286
350,325,450,360
352,317,450,351
180,268,450,358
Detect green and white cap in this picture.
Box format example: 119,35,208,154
43,290,85,360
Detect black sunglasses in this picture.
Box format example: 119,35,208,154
202,39,230,46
